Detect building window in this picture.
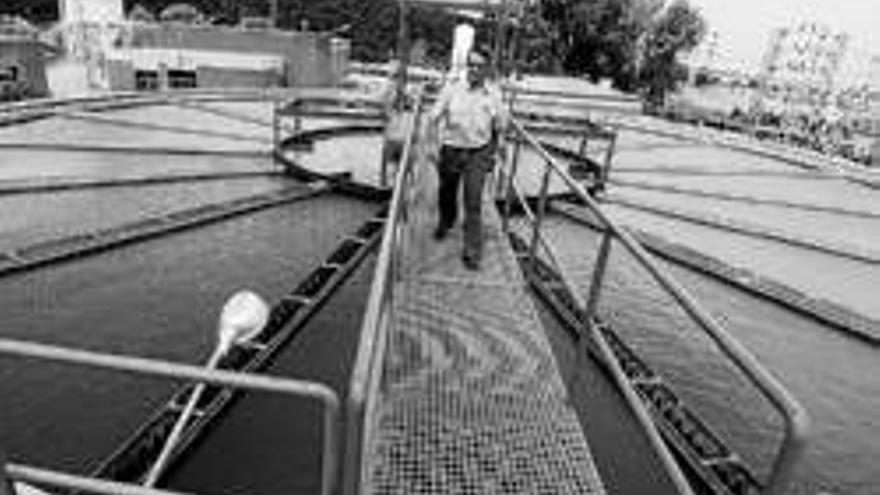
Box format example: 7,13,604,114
135,70,159,91
168,70,197,89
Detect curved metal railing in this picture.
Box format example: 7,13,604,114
502,115,810,495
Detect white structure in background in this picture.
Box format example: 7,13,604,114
689,30,719,72
758,22,848,116
57,0,126,89
450,23,475,82
59,0,124,25
869,55,880,93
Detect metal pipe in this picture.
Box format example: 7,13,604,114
143,346,223,486
501,137,522,232
272,99,280,151
529,161,552,259
6,463,191,495
602,131,617,186
509,118,810,495
578,133,589,158
0,338,340,495
508,180,565,275
590,326,697,495
584,230,612,320
0,450,16,495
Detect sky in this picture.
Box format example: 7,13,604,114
688,0,879,84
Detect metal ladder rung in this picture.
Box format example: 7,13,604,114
700,454,740,468
631,376,663,386
236,341,269,351
167,403,207,418
282,294,312,305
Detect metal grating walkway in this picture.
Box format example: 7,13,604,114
363,146,607,494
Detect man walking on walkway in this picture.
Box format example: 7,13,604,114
428,51,507,270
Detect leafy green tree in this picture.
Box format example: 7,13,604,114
638,0,705,105
563,0,635,83
518,4,561,74
537,0,664,90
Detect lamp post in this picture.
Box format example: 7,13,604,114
395,0,411,111
143,290,270,487
269,0,278,28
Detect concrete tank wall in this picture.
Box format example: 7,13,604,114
0,37,50,99
127,25,347,88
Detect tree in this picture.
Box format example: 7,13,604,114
518,4,561,74
638,0,705,105
159,3,205,24
128,4,156,23
538,0,663,90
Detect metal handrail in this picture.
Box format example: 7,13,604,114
6,463,192,495
342,89,425,495
504,116,809,495
0,337,340,495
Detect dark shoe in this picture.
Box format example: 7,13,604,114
433,226,448,240
462,255,480,271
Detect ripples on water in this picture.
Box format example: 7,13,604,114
534,214,880,494
535,125,880,495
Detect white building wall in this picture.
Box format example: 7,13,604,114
59,0,124,24
759,22,849,115
450,23,474,81
869,55,880,92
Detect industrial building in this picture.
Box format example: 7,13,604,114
0,17,51,101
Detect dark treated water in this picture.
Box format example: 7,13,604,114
0,105,380,478
528,210,880,495
523,124,880,495
0,102,877,494
0,193,377,473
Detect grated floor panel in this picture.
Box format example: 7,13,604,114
363,139,606,494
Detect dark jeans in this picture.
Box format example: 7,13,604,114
436,144,493,262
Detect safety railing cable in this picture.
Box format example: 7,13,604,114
502,115,809,495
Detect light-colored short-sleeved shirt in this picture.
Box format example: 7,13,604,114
430,81,506,149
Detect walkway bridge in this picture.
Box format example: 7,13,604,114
344,91,808,495
348,121,605,494
0,87,810,495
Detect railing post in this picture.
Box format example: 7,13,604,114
493,142,507,200
501,136,521,233
578,132,589,158
1,450,16,495
271,99,279,154
321,393,340,495
764,411,809,495
529,159,552,260
380,148,389,189
342,399,364,495
601,130,617,187
585,229,613,321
